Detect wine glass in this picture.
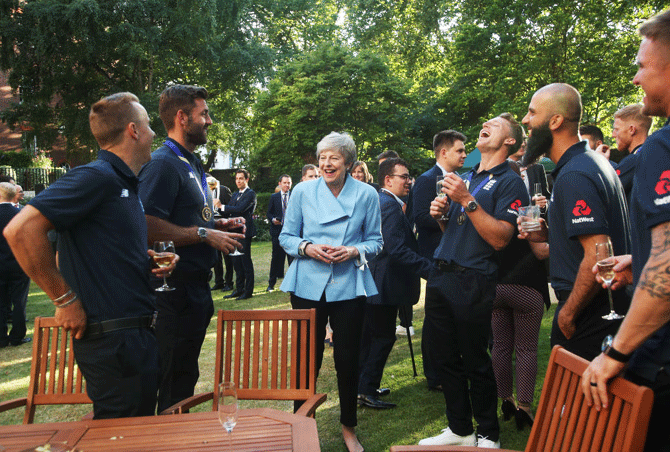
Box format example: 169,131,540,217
436,175,448,221
595,239,624,320
229,218,244,256
153,241,175,292
218,382,238,451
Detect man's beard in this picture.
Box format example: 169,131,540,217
522,120,552,166
185,118,208,147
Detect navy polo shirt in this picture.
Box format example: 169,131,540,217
548,142,631,292
29,150,154,323
627,119,670,381
433,160,529,276
139,139,216,272
614,145,643,197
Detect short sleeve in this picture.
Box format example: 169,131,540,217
138,156,180,219
636,132,670,231
493,176,530,226
30,166,112,231
556,171,609,239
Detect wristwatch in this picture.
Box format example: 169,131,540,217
601,335,632,363
197,227,208,241
298,240,312,257
465,200,478,213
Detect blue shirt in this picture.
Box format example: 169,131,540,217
628,119,670,381
548,142,631,292
139,139,216,272
433,160,529,276
29,150,154,323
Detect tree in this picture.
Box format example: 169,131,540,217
250,44,423,178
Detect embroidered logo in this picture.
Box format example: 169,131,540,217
120,189,129,198
655,170,670,196
616,169,621,176
572,200,591,216
510,200,522,211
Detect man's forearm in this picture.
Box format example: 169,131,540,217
145,215,201,247
563,252,602,320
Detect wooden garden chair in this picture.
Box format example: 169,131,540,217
0,317,91,423
390,346,654,452
161,308,327,417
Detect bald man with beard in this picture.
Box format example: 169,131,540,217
519,83,631,361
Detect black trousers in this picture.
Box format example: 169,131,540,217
627,370,670,452
213,250,233,286
421,286,440,387
232,236,254,296
551,289,628,361
0,274,29,345
425,266,499,441
358,303,398,396
268,235,292,286
153,277,214,413
74,328,159,419
291,293,365,427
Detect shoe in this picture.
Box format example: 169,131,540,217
376,388,390,396
515,407,534,430
428,384,443,392
221,285,234,291
10,337,31,346
396,325,414,336
0,342,8,348
419,427,476,446
236,294,253,300
224,291,243,299
477,435,500,448
501,399,516,421
266,286,275,292
357,394,396,409
211,283,225,290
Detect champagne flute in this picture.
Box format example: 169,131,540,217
218,382,238,451
229,218,244,256
595,239,624,320
153,241,175,292
436,175,448,221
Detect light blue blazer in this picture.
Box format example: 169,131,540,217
280,175,383,302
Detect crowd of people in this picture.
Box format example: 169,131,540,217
1,7,670,452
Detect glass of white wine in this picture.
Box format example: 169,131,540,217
218,382,238,451
153,241,176,292
229,218,244,256
595,239,624,320
436,175,448,220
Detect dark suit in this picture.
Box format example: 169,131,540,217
224,187,257,297
213,185,233,288
358,190,434,396
409,164,444,387
267,190,292,288
0,203,29,346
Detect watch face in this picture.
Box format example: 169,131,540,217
602,334,613,353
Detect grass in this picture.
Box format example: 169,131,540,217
0,241,557,451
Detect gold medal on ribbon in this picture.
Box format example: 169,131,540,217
202,206,212,221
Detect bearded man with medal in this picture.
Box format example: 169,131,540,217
139,85,246,413
418,113,529,448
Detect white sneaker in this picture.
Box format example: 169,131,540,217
418,427,476,446
396,325,414,336
477,435,501,448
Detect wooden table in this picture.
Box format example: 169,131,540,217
0,408,321,451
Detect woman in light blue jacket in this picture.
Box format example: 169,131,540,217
280,131,382,452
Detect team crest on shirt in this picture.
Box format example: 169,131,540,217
120,189,129,198
571,200,594,224
654,170,670,205
483,178,497,191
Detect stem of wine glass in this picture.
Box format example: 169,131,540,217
607,287,615,313
228,431,232,452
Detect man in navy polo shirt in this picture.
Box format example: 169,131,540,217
582,9,670,452
519,83,631,362
4,92,177,418
419,113,528,448
138,85,245,413
611,103,652,200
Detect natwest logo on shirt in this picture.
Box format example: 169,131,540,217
654,170,670,206
510,200,521,211
572,200,592,216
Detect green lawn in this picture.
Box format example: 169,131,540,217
0,241,556,451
